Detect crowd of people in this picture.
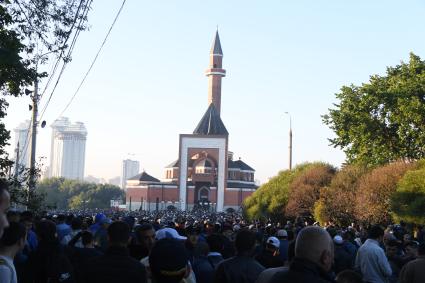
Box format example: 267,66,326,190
0,181,424,283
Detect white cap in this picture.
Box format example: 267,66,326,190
333,235,343,245
155,228,187,241
277,229,288,237
267,236,280,249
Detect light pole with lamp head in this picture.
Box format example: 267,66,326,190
284,112,292,170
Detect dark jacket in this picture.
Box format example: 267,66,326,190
82,246,147,283
255,249,284,268
333,244,353,274
207,253,224,269
270,257,334,283
192,255,214,283
214,255,265,283
28,241,75,283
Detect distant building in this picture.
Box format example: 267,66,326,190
125,31,258,212
50,117,87,180
121,159,140,189
13,120,31,172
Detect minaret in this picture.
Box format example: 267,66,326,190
205,30,226,116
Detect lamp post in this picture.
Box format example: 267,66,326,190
284,112,292,170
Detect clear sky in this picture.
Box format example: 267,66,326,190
5,0,425,183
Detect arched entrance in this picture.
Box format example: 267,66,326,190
198,186,210,202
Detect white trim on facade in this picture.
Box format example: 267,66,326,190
179,136,226,212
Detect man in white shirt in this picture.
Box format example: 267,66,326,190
355,225,392,283
0,222,27,283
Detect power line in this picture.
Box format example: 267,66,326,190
38,0,92,121
39,0,87,99
58,0,127,118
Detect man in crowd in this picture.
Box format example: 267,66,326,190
255,236,284,268
130,223,155,260
399,242,425,283
0,222,26,283
0,180,10,239
333,235,354,274
214,229,265,283
149,238,191,283
276,229,289,264
355,225,392,283
206,233,224,268
269,226,334,283
82,221,147,283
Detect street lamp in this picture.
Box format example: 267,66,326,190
284,112,293,170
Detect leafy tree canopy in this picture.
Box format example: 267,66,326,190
37,178,124,210
391,160,425,224
323,53,425,166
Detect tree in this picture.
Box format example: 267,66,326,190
355,161,414,225
314,165,368,226
243,163,330,221
285,163,336,220
323,53,425,166
37,178,124,210
0,0,91,186
391,160,425,224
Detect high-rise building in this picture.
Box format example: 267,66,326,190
50,117,87,180
121,159,140,189
13,120,31,172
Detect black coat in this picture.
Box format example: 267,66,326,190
255,249,284,268
270,257,334,283
82,246,147,283
214,255,265,283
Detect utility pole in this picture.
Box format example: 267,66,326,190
29,79,39,191
14,142,20,180
285,112,293,170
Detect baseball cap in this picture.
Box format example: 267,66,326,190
277,229,288,237
267,236,280,249
333,235,343,245
156,228,187,241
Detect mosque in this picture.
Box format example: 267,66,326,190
125,31,258,212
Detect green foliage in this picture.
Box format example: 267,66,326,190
355,161,414,225
323,53,425,166
37,178,124,210
391,161,425,224
243,162,331,221
314,165,368,226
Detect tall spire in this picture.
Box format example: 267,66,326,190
210,30,223,55
205,29,226,116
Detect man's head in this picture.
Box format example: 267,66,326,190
81,231,94,248
295,226,334,272
149,238,190,283
0,222,26,255
404,241,419,258
235,230,256,255
0,179,10,239
276,229,288,240
368,225,384,242
35,220,57,242
266,236,280,253
335,270,363,283
107,221,130,247
135,223,155,252
385,239,400,258
20,211,34,233
206,233,224,253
